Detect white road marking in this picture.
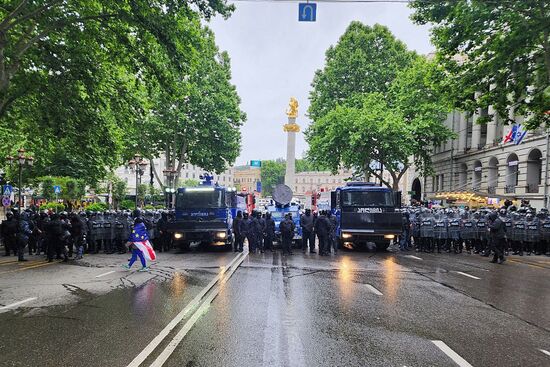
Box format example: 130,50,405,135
432,340,473,367
126,251,246,367
95,270,116,278
404,255,423,260
455,271,481,280
539,349,550,357
365,284,383,296
0,297,37,311
149,252,247,367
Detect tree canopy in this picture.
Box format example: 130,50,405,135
306,23,452,189
0,0,243,186
409,0,550,128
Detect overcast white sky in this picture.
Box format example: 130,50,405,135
208,1,433,165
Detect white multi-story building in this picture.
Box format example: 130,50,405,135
114,156,234,193
291,169,353,196
411,110,549,209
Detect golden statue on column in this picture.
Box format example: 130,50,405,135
284,97,300,133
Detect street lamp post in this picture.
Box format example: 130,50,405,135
5,148,34,213
128,154,147,209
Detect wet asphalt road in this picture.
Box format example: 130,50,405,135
0,247,549,367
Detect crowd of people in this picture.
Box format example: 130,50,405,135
0,209,172,263
231,208,338,256
400,205,550,264
2,204,549,266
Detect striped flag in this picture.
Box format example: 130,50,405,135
129,221,157,261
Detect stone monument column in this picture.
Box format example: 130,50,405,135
284,98,300,188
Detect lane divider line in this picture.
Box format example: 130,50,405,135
404,255,423,260
432,340,473,367
454,271,481,280
365,284,383,296
0,297,37,311
0,260,59,275
539,349,550,357
126,251,246,367
95,270,116,278
149,252,247,367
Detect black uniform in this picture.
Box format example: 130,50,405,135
232,213,244,252
280,216,295,255
300,211,315,253
1,214,17,256
264,214,275,252
487,212,506,263
314,213,331,255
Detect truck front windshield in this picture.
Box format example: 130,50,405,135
342,191,394,207
176,189,224,209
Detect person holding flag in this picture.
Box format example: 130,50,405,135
122,214,156,271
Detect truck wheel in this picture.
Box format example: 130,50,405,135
179,241,190,252
376,242,390,251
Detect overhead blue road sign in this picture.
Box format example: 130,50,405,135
54,185,61,194
299,3,317,22
3,184,12,197
250,160,262,168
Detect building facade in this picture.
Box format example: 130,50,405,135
415,110,549,209
114,156,235,193
233,165,261,192
291,169,353,196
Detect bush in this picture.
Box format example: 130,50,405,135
40,202,65,212
154,204,166,209
143,204,155,210
120,199,136,210
86,202,108,212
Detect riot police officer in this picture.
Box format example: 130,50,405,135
447,210,462,254
14,211,32,262
1,211,16,256
300,209,315,254
264,212,275,252
233,211,244,253
314,211,331,256
524,211,539,256
280,213,295,255
419,209,434,252
487,211,506,264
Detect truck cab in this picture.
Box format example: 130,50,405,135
169,185,237,251
332,182,402,250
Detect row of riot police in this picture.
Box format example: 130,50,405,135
233,211,276,254
403,206,550,256
1,209,174,262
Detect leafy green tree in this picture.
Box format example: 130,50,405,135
409,0,550,128
178,179,199,187
260,160,285,196
112,178,128,210
40,177,55,201
0,0,237,184
308,22,416,121
295,158,317,173
138,27,245,188
137,183,147,207
306,53,452,189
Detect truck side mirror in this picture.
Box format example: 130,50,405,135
331,192,337,209
394,191,402,208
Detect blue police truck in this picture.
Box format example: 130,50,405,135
331,182,402,251
265,184,302,245
168,175,244,251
